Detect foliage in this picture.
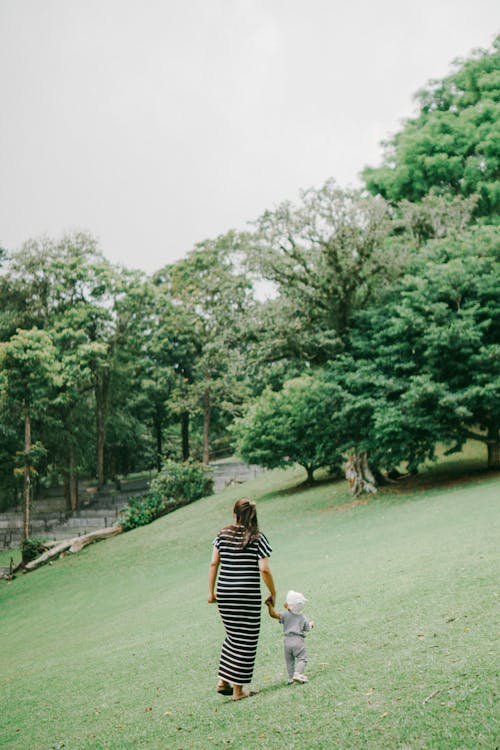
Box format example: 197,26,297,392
150,459,213,504
0,327,61,417
363,36,500,218
155,232,255,462
341,224,500,470
119,493,166,531
234,376,345,482
120,459,213,532
21,538,46,563
0,39,498,506
243,180,404,359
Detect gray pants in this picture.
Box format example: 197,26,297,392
284,635,308,678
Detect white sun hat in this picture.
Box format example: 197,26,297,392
286,590,307,614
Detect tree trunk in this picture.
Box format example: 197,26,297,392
487,429,500,469
181,411,190,460
345,453,378,496
95,370,110,489
305,465,315,484
64,476,71,512
96,405,106,488
69,443,79,512
154,412,163,471
203,387,210,466
22,412,32,544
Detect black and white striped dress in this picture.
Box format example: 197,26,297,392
214,526,272,686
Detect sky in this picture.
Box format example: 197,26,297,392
0,0,498,274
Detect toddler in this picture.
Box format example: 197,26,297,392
265,590,314,683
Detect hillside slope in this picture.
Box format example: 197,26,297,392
1,466,498,750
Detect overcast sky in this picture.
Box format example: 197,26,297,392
1,1,498,274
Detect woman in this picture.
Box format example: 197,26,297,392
208,498,276,700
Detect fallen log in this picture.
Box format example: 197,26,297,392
23,539,73,571
20,525,124,573
69,525,123,553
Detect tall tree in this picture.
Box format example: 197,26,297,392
0,329,60,541
243,180,405,367
4,232,126,488
346,224,500,470
156,232,254,464
363,36,500,218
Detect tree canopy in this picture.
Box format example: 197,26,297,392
363,35,500,218
0,37,498,516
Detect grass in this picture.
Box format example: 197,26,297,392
0,448,498,750
0,549,20,568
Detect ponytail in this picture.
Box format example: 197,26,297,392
233,498,259,548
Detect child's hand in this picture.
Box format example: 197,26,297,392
310,620,315,629
264,595,274,606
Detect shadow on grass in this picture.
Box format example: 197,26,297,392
259,474,343,502
215,679,294,707
383,461,499,496
257,457,498,507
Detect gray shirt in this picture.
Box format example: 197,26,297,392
279,609,311,638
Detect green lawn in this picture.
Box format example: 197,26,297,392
0,549,20,568
1,458,498,750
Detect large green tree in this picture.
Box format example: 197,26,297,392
0,328,60,540
234,376,345,483
344,224,500,470
363,36,500,218
156,232,254,464
2,232,142,489
243,180,406,370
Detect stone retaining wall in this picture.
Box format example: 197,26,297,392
0,462,266,550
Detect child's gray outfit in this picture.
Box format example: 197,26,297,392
279,609,311,679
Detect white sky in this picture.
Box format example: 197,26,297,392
0,0,498,274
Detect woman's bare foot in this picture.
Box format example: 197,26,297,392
232,686,258,700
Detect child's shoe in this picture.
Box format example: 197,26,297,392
293,673,309,683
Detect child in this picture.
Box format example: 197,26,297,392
265,590,314,683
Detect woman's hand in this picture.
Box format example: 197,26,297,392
207,592,217,604
258,557,276,607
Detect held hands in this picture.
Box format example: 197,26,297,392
264,595,275,607
207,593,217,604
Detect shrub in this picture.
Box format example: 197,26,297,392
120,493,166,532
150,460,213,506
21,538,46,563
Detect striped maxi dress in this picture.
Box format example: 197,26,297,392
213,526,272,685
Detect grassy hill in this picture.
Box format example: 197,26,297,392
1,456,498,750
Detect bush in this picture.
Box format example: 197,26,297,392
21,538,46,563
150,460,213,506
120,493,166,532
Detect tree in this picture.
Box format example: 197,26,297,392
363,36,500,218
234,376,344,483
0,328,60,542
156,232,254,464
243,180,406,368
346,225,500,470
3,232,143,488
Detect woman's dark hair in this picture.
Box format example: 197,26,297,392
233,498,259,548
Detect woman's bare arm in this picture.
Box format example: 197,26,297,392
258,556,276,606
208,547,220,603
